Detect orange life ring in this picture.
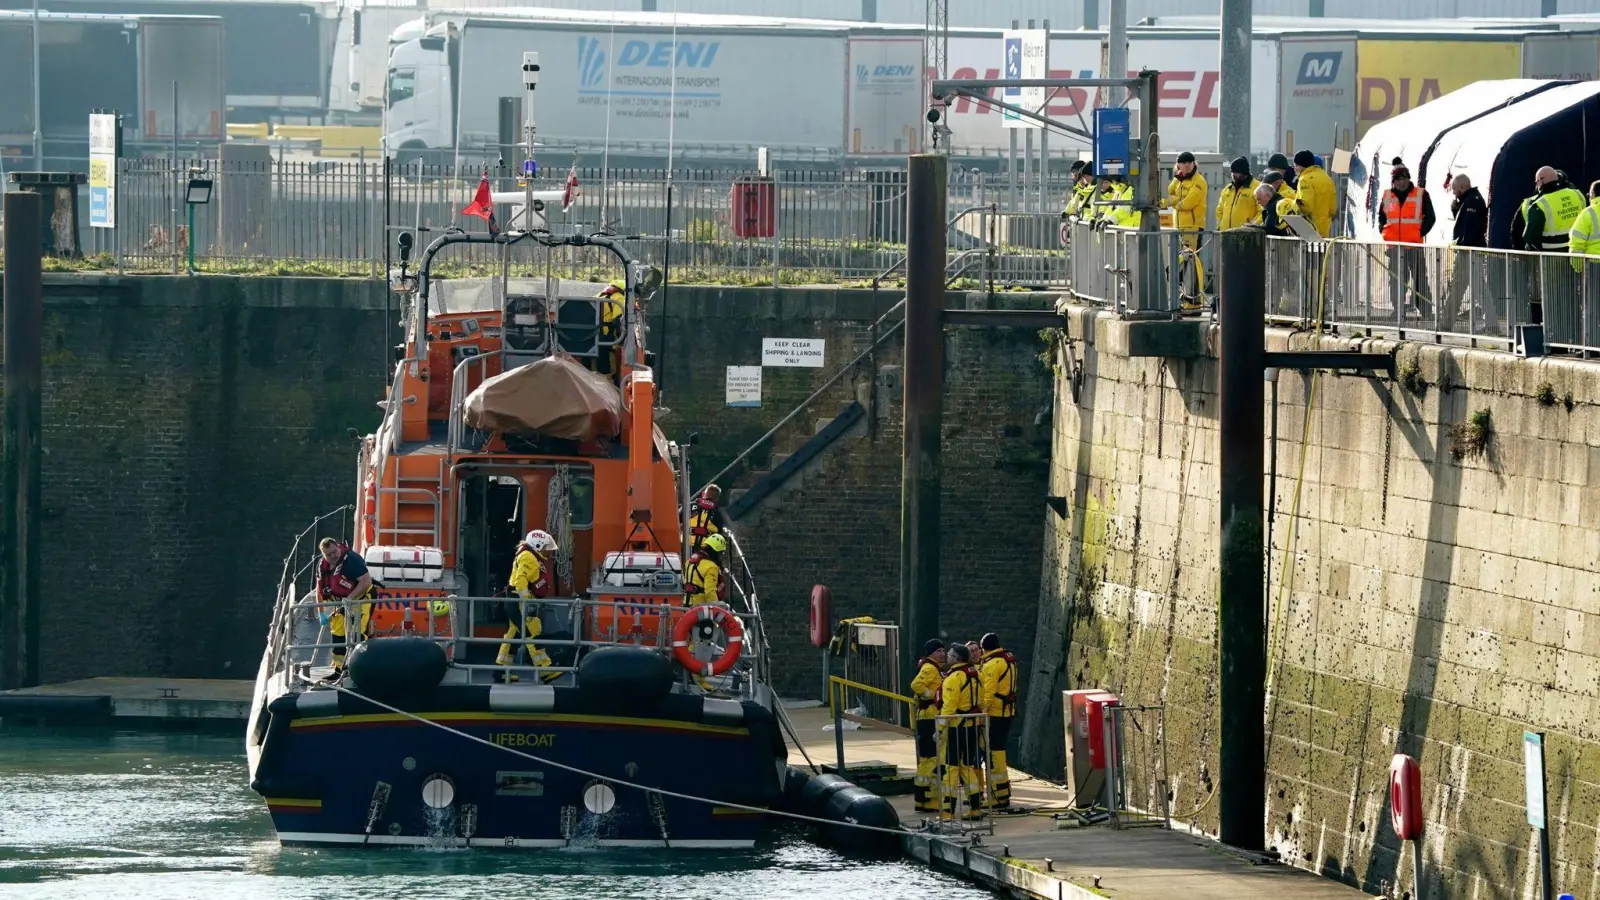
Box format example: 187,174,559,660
360,477,377,548
671,603,744,676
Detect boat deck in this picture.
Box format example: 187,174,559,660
0,677,253,722
781,705,1371,900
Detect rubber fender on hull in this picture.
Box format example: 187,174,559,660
781,766,813,812
575,646,674,708
346,636,448,700
799,773,853,817
822,786,901,855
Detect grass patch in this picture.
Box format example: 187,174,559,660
1536,381,1558,407
1449,408,1493,462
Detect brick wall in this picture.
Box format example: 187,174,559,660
1021,305,1600,898
729,312,1056,703
0,276,389,682
1,277,1055,708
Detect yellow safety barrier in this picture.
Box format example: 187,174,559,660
827,675,914,736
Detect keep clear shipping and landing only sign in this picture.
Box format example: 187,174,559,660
761,338,825,368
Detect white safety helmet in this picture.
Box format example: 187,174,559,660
524,529,558,552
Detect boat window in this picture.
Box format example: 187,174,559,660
570,477,594,530
388,68,416,105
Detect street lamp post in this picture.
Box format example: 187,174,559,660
31,0,41,171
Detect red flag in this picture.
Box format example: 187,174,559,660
562,164,580,213
461,170,498,234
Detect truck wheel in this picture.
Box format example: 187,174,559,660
394,144,428,170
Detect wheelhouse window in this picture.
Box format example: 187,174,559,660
569,477,595,530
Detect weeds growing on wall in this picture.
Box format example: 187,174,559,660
1398,353,1427,396
1537,382,1558,407
1449,408,1493,462
1037,327,1067,376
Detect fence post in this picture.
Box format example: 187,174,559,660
833,681,847,776
361,149,374,280
772,176,781,287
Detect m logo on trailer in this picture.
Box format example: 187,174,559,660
1299,52,1341,85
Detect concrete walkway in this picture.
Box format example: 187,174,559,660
782,705,1372,900
0,677,253,721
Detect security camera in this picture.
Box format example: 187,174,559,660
522,52,540,89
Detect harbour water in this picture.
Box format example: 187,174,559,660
0,728,993,900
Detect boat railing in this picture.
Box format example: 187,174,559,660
263,506,356,695
274,591,765,690
447,349,503,454
719,529,770,686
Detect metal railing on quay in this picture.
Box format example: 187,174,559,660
834,621,903,729
1063,220,1600,357
1064,218,1188,315
41,160,1076,286
1102,704,1171,831
826,675,915,736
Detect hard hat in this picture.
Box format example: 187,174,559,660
703,533,728,553
600,278,625,296
430,598,452,616
524,529,558,552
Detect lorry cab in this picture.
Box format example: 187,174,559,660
386,19,456,165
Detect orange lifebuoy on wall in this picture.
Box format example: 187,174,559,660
671,603,745,676
360,476,377,548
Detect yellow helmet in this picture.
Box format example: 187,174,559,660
703,533,728,554
600,278,626,296
430,598,452,616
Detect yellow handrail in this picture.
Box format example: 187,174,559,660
827,674,916,728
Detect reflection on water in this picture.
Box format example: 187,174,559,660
0,727,993,900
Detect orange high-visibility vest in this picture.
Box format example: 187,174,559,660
1382,188,1425,244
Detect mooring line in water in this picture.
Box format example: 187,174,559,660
330,684,914,839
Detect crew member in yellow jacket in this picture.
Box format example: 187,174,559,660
1216,157,1262,231
1569,180,1600,272
497,529,559,683
1291,150,1337,237
1163,151,1208,249
977,633,1019,809
939,644,986,821
909,639,948,813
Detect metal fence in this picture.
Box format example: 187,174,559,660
39,159,1072,285
1064,223,1600,357
1264,237,1600,356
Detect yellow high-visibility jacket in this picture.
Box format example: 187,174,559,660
1107,182,1140,228
1216,180,1263,230
939,665,981,729
1569,199,1600,271
1165,172,1208,233
978,648,1018,718
1294,165,1337,236
510,549,542,597
911,658,944,721
1065,181,1095,217
686,556,721,606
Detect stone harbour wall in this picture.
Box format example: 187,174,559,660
1018,305,1600,899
